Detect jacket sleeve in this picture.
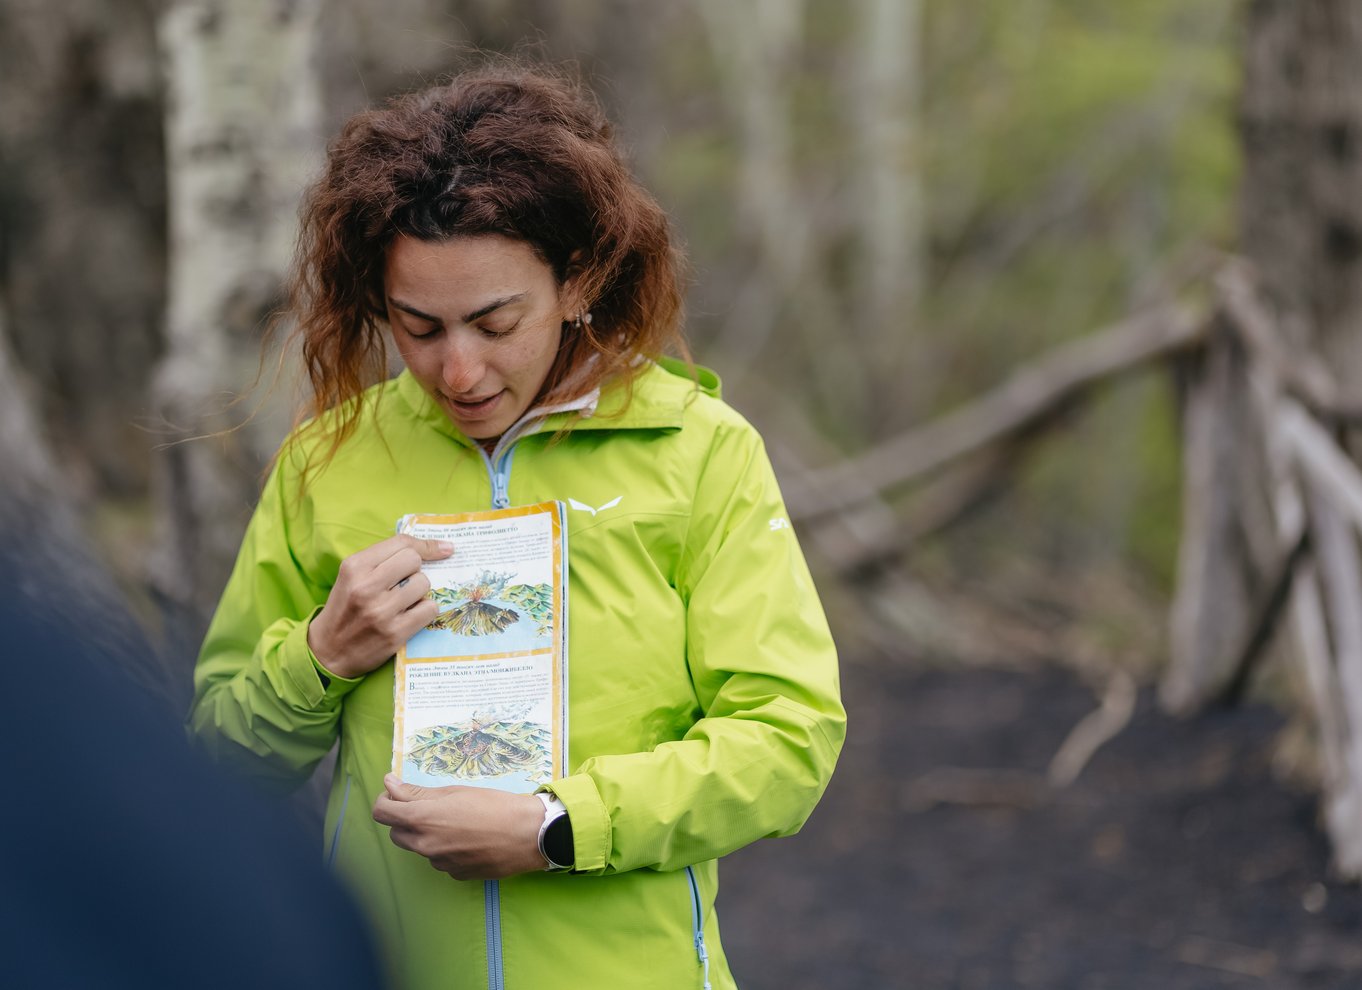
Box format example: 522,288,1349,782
187,450,363,792
546,418,846,874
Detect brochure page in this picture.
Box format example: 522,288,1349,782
392,501,568,794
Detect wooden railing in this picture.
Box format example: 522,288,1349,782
785,258,1362,876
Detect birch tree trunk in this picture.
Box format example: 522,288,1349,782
852,0,924,422
696,0,806,372
153,0,324,644
696,0,858,419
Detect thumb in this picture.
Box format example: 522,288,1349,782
384,772,431,801
384,772,450,802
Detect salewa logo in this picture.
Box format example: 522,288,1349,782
567,496,623,516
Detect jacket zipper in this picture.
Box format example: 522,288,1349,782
685,866,713,990
472,393,591,989
484,879,505,990
479,443,515,989
326,773,352,870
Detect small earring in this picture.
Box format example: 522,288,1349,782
572,311,593,330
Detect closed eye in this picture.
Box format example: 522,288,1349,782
479,321,520,339
388,298,443,339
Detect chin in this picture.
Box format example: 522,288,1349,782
456,414,515,442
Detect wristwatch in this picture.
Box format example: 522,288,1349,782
535,792,574,871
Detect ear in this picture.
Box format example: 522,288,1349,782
559,251,589,318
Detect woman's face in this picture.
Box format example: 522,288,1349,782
384,234,573,441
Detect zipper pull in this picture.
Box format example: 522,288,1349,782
492,462,510,508
694,932,711,990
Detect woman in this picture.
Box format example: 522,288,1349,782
191,64,844,990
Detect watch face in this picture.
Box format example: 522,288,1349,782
543,813,574,869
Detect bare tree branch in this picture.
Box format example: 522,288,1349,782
1047,669,1137,788
788,304,1207,521
1279,400,1362,533
1245,336,1362,875
832,441,1031,580
1217,263,1362,422
1213,524,1310,707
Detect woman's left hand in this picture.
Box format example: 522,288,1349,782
372,774,547,880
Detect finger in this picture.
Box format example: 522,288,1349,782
385,773,443,802
386,826,419,854
390,533,455,562
383,772,414,800
372,792,411,827
342,534,422,573
362,566,432,628
382,774,432,805
342,535,453,583
370,546,426,593
397,597,440,637
390,571,432,608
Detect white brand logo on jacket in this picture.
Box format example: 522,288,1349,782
568,496,623,516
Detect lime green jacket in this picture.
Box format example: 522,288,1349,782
190,360,845,990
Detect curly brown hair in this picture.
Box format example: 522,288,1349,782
287,62,686,466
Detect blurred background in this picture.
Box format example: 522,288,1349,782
5,1,1362,987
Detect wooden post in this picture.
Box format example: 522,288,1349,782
1305,488,1362,875
1163,328,1263,713
1252,364,1362,876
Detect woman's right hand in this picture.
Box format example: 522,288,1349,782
307,534,455,679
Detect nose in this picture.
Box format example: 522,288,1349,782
441,337,486,395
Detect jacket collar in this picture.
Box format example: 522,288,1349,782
392,356,721,452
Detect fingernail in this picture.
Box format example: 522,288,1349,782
437,541,455,553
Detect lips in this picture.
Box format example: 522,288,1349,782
446,390,504,417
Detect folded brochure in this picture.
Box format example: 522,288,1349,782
392,501,568,793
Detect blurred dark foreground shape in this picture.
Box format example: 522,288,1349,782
0,526,385,989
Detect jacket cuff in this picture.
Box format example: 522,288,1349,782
280,607,364,709
543,773,611,873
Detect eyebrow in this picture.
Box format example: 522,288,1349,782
388,293,529,326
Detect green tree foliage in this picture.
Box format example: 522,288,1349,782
616,0,1238,608
0,0,1243,655
917,0,1237,594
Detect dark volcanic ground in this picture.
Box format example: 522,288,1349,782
718,660,1362,990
